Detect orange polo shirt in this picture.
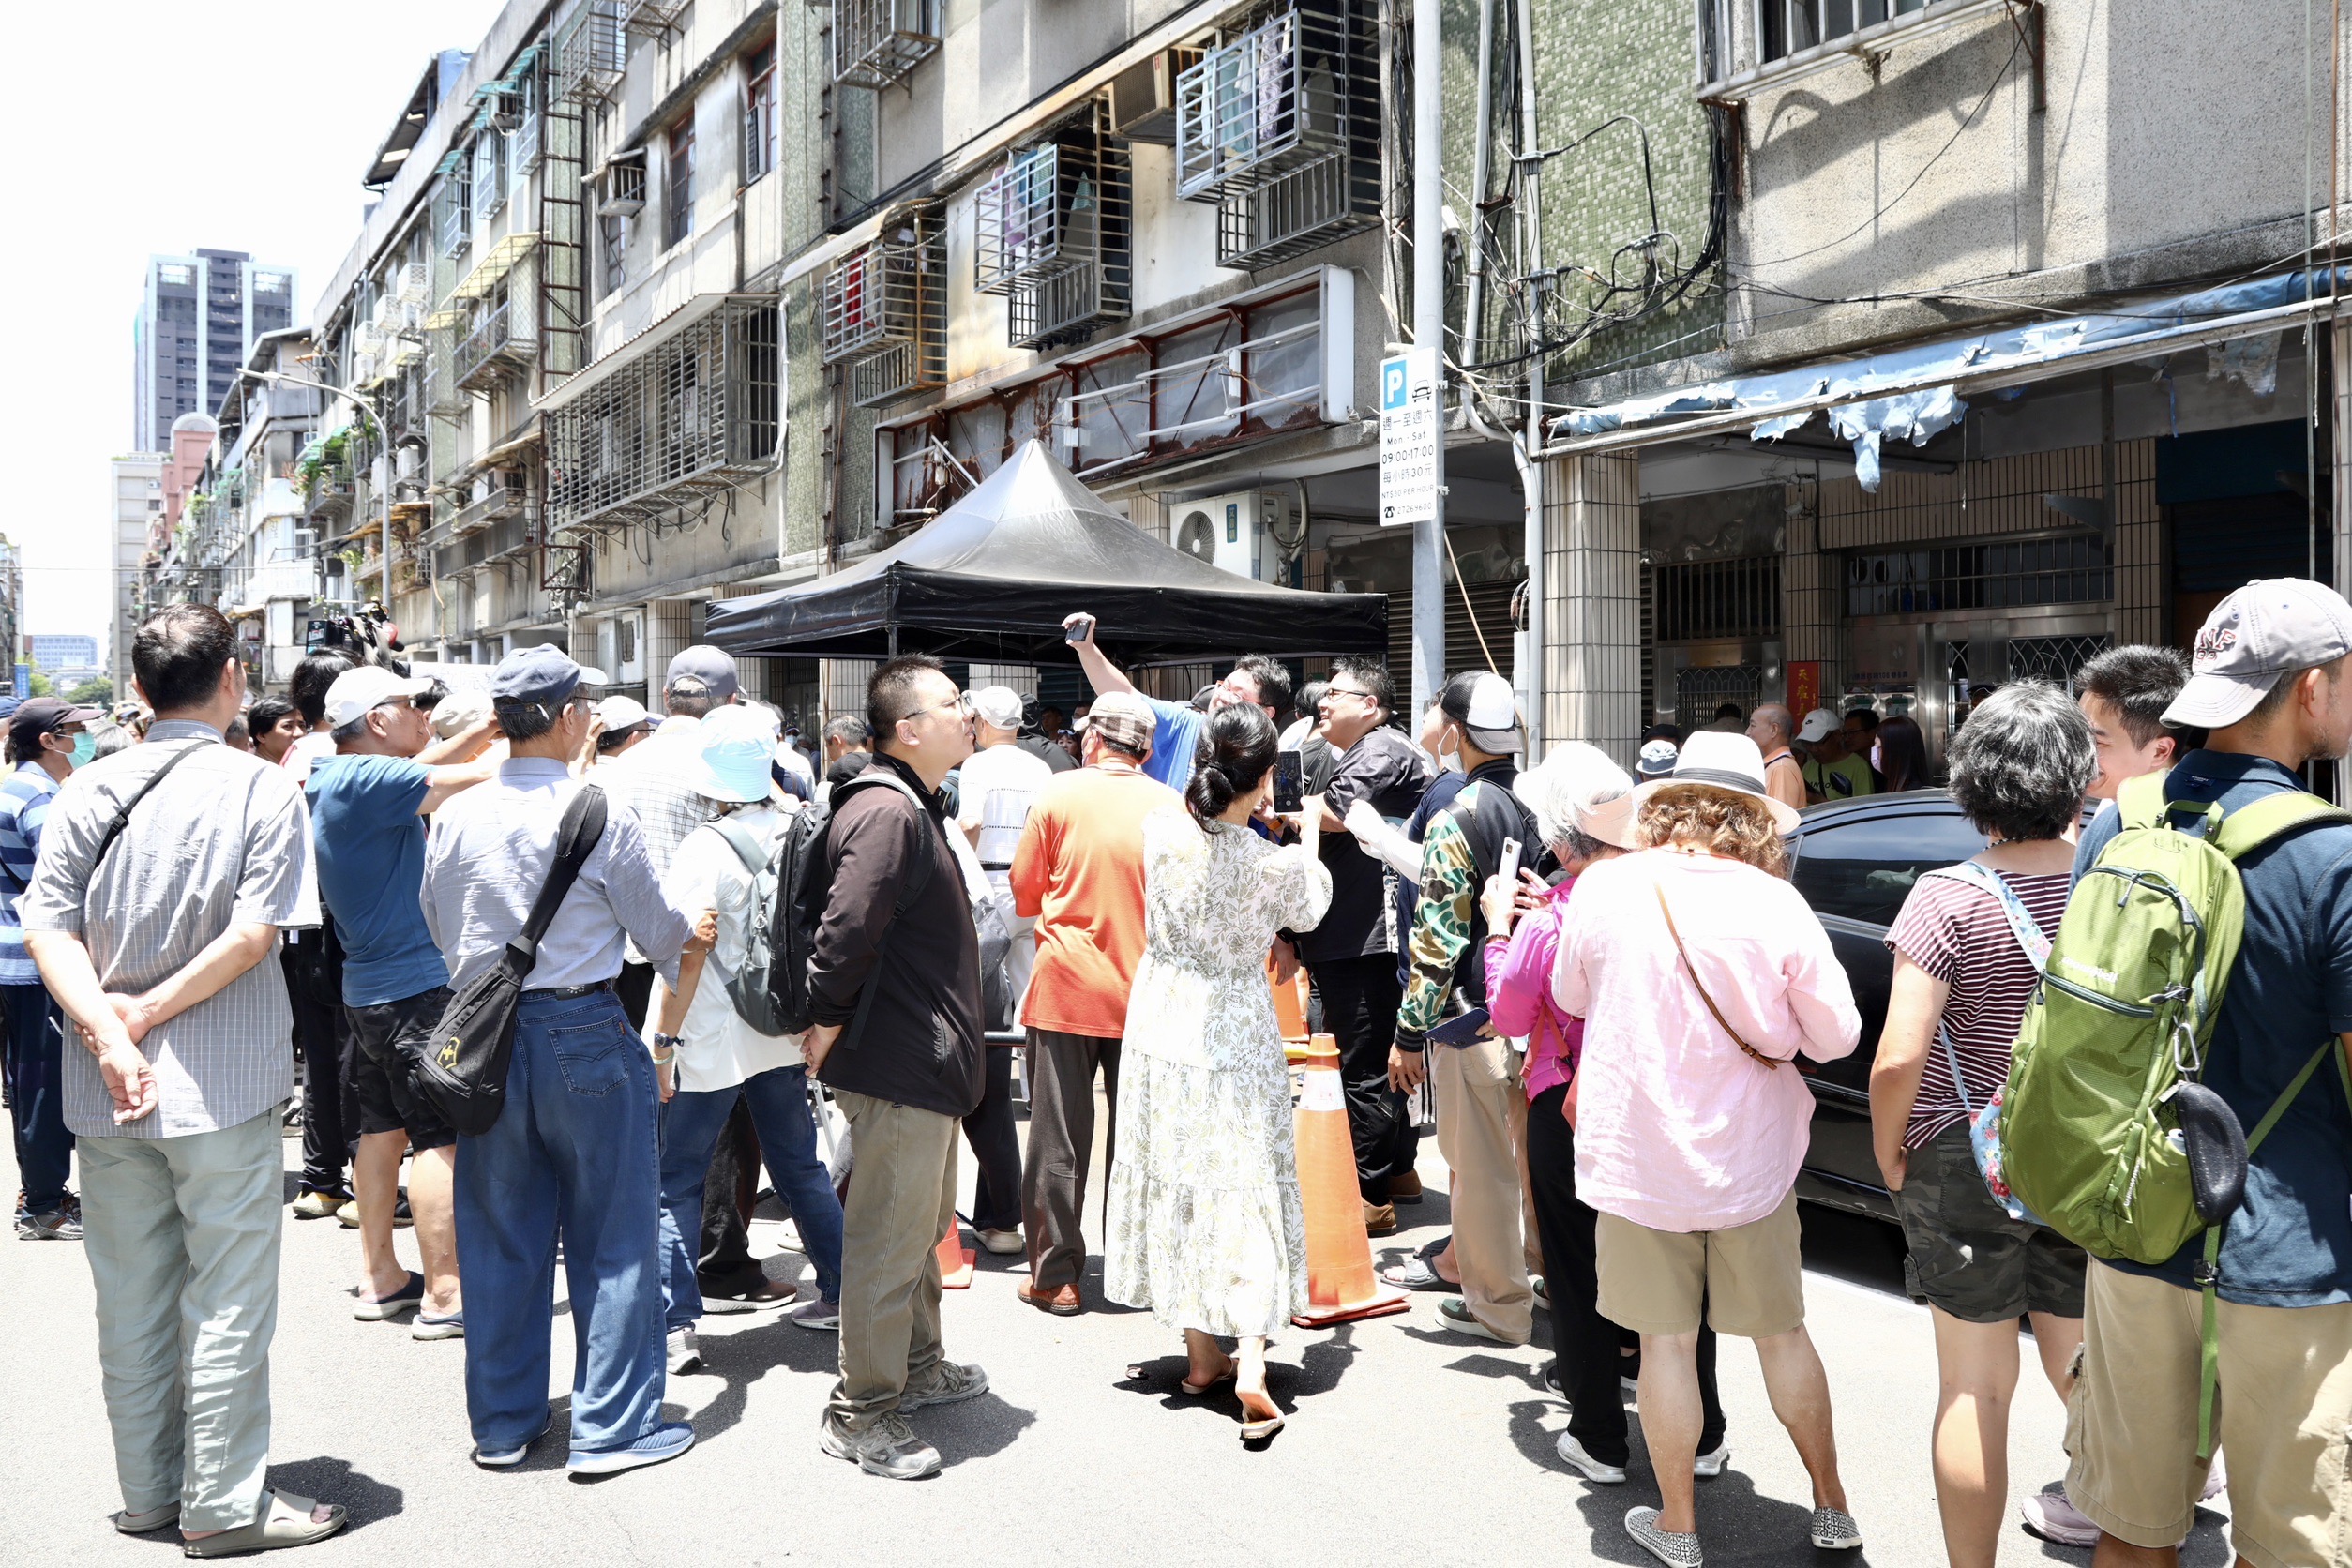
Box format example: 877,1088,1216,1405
1009,761,1182,1039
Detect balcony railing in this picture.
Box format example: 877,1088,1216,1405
455,299,539,392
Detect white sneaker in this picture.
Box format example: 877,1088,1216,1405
2204,1450,2227,1501
1693,1443,1730,1479
666,1326,701,1376
977,1228,1024,1256
2018,1488,2099,1548
1554,1431,1629,1484
1625,1505,1703,1567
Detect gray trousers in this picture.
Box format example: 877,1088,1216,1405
826,1091,957,1432
1020,1028,1120,1290
79,1106,283,1531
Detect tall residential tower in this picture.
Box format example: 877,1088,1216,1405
130,250,297,449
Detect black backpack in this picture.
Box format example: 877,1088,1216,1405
724,769,935,1041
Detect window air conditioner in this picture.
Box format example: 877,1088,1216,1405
1108,46,1207,145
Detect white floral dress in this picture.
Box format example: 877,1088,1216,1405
1104,807,1334,1336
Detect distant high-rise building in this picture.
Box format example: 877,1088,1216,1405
109,455,165,697
131,250,298,450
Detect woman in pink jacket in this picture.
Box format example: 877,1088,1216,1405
1484,744,1729,1491
1553,731,1864,1568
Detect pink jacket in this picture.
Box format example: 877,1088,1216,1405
1552,849,1860,1233
1484,877,1583,1103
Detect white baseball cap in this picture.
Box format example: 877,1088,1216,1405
1440,671,1522,753
1796,707,1840,743
2164,578,2352,729
971,686,1025,731
323,666,436,730
596,694,653,733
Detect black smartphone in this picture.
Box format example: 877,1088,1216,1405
1064,614,1093,643
1273,748,1304,814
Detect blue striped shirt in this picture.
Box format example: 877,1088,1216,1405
0,761,57,984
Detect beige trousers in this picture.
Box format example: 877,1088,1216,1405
826,1091,958,1431
1430,1038,1533,1343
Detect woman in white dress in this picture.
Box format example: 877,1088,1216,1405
1105,704,1333,1441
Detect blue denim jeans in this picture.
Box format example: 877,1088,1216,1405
453,990,665,1459
2,983,72,1213
659,1063,844,1323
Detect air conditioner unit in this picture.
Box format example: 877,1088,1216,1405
397,262,430,306
596,609,645,685
596,152,646,218
1108,45,1207,144
1169,490,1294,583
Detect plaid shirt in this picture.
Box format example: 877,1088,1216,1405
596,718,719,963
0,761,58,984
21,722,310,1139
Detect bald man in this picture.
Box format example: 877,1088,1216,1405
1745,704,1808,813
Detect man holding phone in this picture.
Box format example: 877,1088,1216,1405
1301,657,1432,1236
1060,612,1290,794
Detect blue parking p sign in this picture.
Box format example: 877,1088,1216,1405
1377,349,1439,526
1381,358,1410,413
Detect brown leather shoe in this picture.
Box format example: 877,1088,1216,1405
1018,1279,1083,1316
1363,1201,1398,1236
1389,1171,1424,1202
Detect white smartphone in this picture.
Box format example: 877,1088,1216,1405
1500,837,1522,887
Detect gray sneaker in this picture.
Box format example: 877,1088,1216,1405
18,1208,82,1241
821,1412,942,1480
900,1359,988,1410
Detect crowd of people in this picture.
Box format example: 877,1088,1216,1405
3,581,2351,1568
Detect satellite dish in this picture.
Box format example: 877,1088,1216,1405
1174,509,1216,563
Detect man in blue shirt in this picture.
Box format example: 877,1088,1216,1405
1,697,99,1238
1059,611,1290,793
2065,580,2352,1568
307,667,496,1336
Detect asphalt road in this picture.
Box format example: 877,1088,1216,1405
0,1093,2238,1568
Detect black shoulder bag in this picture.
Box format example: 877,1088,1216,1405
88,742,212,877
413,786,608,1138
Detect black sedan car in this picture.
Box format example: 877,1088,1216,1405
1785,789,1998,1223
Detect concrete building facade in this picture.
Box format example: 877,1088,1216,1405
131,251,297,452
108,456,164,696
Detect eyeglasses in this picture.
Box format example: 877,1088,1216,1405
895,693,971,727
1323,685,1375,702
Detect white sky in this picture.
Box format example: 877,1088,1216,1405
1,0,501,647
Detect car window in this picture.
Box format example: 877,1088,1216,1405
1790,810,1986,927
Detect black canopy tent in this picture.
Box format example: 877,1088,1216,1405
704,442,1389,665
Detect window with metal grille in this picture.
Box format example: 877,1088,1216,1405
972,105,1131,352
599,215,627,299
2007,634,2113,691
1651,555,1781,641
743,46,776,184
832,0,941,90
1845,535,2111,618
1759,0,1938,64
665,121,696,248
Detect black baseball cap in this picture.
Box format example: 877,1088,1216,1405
11,698,101,758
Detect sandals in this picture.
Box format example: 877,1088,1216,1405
181,1491,347,1558
1179,1365,1236,1396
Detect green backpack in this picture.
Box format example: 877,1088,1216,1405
2005,769,2352,1454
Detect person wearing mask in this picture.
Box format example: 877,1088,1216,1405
1485,744,1731,1486
592,694,654,766
306,667,498,1338
1553,731,1864,1563
775,721,817,796
246,696,304,766
1744,704,1810,814
24,607,345,1553
957,686,1056,1256
656,706,847,1377
1796,708,1875,802
421,645,707,1475
1061,611,1291,793
1300,658,1430,1233
1,697,102,1240
2061,582,2352,1568
806,656,988,1482
280,651,361,1224
1006,692,1180,1315
1105,702,1331,1440
1390,671,1539,1334
1876,715,1931,792
1869,684,2094,1568
2075,644,2202,807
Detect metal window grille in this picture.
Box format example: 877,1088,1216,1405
1760,0,1936,64
624,0,686,35
545,298,779,531
2007,634,2113,691
1845,535,2112,617
556,0,627,104
983,105,1130,351
596,153,646,218
833,0,942,90
1652,555,1782,641
1675,664,1765,726
821,215,947,408
454,266,541,392
743,52,777,184
437,167,472,257
1175,5,1360,200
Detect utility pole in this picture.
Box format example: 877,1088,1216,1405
1410,0,1445,720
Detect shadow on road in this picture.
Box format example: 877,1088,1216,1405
264,1456,402,1530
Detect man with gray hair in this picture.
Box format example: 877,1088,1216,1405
1745,703,1809,814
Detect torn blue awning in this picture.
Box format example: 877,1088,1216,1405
1545,265,2352,488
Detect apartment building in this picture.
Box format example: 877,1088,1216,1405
109,457,165,694
131,251,298,452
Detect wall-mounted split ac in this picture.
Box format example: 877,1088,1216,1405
1170,490,1296,584
596,609,645,685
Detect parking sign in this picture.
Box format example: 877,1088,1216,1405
1378,348,1440,527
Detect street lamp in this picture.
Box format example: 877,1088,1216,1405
236,369,392,611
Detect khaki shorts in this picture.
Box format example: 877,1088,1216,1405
2067,1259,2352,1568
1594,1189,1805,1339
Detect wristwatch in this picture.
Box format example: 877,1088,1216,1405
648,1033,681,1064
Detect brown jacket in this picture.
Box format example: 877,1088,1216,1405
807,753,985,1118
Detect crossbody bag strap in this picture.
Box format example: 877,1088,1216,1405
1918,861,2052,1115
89,741,211,878
1653,882,1783,1070
711,817,769,877
508,786,608,967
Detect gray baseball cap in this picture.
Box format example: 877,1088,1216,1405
664,644,740,702
2164,578,2352,729
490,644,609,716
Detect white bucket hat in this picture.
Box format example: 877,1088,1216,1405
1630,730,1802,835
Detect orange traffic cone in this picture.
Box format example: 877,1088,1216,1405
936,1216,975,1289
1290,1033,1408,1328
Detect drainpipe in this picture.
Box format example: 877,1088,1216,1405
1410,0,1446,721
1515,0,1545,761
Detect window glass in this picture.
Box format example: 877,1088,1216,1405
1242,290,1321,431
744,46,777,184
1789,808,1984,927
599,214,626,298
665,122,697,248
